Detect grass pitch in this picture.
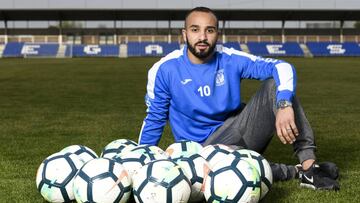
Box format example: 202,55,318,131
0,57,359,202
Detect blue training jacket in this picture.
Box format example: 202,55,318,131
139,45,296,145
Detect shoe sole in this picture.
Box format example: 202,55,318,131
300,183,339,191
300,183,316,190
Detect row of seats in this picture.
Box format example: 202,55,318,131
2,42,360,57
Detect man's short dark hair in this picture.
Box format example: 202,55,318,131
184,7,219,29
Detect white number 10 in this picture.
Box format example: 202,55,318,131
198,85,211,97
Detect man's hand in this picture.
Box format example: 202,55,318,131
275,106,299,144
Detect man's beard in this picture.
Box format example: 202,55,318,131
186,37,216,59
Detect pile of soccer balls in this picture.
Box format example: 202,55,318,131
36,139,273,203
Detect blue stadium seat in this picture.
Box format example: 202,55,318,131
3,42,59,57
127,42,180,57
306,42,360,56
3,42,25,57
69,45,120,57
223,42,241,50
247,42,304,57
24,44,59,56
5,41,360,58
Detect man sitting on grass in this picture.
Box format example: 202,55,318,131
138,6,339,190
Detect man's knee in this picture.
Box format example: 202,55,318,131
258,79,276,100
262,79,276,91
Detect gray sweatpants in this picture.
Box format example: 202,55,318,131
203,79,316,181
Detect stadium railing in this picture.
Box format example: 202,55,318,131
2,34,360,45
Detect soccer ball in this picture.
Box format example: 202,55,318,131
199,144,234,168
60,145,98,163
101,139,138,159
132,159,191,203
113,145,169,178
73,158,132,203
204,157,261,202
230,149,273,199
173,154,211,202
165,140,203,160
36,152,84,202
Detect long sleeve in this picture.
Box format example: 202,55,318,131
235,51,297,103
138,61,171,145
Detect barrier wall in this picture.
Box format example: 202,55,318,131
2,42,360,58
84,42,241,57
3,42,59,57
247,42,304,57
3,42,24,57
66,45,120,57
223,42,241,50
127,42,180,57
306,42,360,56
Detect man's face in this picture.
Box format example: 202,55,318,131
183,11,218,60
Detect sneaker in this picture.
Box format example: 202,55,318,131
295,162,339,180
318,162,339,180
299,164,340,190
295,164,303,179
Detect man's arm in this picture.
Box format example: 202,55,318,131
233,53,338,190
276,105,315,169
239,55,298,144
239,55,316,169
138,65,170,146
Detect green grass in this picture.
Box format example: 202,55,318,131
0,57,359,202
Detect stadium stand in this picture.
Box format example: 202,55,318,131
1,2,360,58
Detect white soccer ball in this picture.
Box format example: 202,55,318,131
132,159,191,203
36,152,84,202
165,140,203,160
73,158,132,203
113,145,169,178
101,139,138,159
60,145,98,163
173,154,211,202
199,144,234,168
230,149,273,199
204,157,261,203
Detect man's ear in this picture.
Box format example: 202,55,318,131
182,29,187,42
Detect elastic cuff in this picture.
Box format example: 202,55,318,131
276,90,294,103
297,148,316,164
